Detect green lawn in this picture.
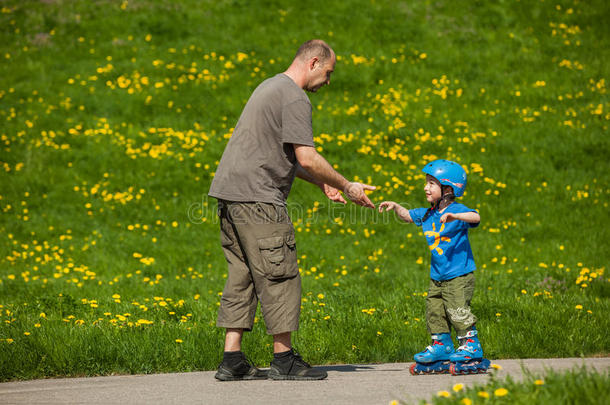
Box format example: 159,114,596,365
0,0,608,381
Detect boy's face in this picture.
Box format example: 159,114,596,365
424,175,442,203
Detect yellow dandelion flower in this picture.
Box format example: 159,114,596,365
175,339,183,343
460,399,472,405
437,391,450,398
137,319,153,325
494,388,508,397
453,383,464,392
535,379,544,385
491,363,502,370
478,391,489,398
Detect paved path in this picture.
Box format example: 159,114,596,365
1,358,608,404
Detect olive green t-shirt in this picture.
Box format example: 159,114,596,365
208,74,314,205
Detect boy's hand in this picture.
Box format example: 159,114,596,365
378,201,397,213
379,200,412,223
441,211,481,224
440,213,458,223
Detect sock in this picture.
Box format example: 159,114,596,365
273,349,293,361
223,350,243,364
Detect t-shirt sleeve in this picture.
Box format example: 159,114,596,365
281,99,314,146
408,208,428,226
451,203,480,228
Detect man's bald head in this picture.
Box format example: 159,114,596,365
284,39,336,92
294,39,334,65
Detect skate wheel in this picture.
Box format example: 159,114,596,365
409,363,418,375
449,363,456,376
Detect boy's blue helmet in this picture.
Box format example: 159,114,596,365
422,159,467,197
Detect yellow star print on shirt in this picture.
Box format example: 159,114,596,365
424,223,451,255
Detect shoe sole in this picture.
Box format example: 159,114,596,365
268,372,327,381
215,371,268,381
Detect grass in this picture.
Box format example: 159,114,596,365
418,366,610,405
0,0,608,381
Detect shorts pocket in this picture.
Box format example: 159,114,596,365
258,234,298,280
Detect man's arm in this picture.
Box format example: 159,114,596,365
294,144,375,208
295,163,320,186
296,163,347,204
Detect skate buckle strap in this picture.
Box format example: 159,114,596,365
456,345,474,353
457,330,477,340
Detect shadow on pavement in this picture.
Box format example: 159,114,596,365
318,364,405,373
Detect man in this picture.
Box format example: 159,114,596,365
208,39,375,381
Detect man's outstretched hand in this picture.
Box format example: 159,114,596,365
322,184,347,204
344,182,376,209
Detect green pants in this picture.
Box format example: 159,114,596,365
426,272,477,336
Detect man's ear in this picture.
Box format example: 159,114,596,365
309,57,319,71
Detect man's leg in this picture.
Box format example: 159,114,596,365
215,202,265,381
225,328,244,352
226,202,326,380
273,331,291,353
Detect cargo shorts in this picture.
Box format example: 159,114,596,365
216,200,301,335
426,272,477,336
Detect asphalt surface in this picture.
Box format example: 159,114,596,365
1,358,608,404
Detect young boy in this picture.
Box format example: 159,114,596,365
379,159,490,375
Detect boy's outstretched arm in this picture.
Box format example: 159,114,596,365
440,211,481,224
379,201,413,223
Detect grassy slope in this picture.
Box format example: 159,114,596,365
0,0,608,380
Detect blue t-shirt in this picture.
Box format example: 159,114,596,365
409,202,479,281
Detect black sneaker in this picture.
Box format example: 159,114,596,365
268,349,328,380
215,353,268,381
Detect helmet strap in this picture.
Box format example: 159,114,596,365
436,186,455,211
423,185,455,222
